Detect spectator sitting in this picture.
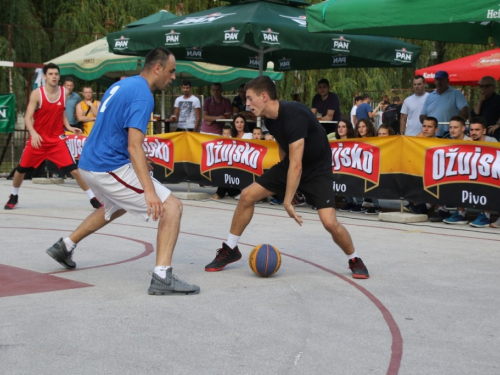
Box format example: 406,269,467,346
311,78,341,135
232,115,253,139
201,82,232,135
232,84,256,121
377,123,396,136
252,127,263,140
334,119,357,213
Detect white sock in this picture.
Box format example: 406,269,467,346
63,237,76,252
11,187,20,195
484,212,490,219
457,210,466,217
225,234,240,249
84,189,95,199
347,251,359,260
154,266,171,278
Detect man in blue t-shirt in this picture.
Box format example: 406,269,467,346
355,94,374,122
45,48,199,295
63,77,81,128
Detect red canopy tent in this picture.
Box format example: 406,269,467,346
415,49,500,86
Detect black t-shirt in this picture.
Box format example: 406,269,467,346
471,92,500,125
311,92,341,122
265,101,332,180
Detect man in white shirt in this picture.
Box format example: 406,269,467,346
171,80,201,132
350,96,362,126
400,75,429,136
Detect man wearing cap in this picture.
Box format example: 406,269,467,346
419,70,469,137
471,76,500,141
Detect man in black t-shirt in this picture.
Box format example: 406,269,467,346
205,76,369,279
311,78,341,135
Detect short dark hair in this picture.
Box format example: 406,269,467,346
335,118,355,139
317,78,330,87
449,115,465,126
361,94,370,101
211,82,222,89
222,125,232,132
43,63,60,75
354,96,363,102
414,75,425,83
424,116,438,128
63,77,74,84
244,76,277,100
182,80,191,87
392,96,401,102
378,124,396,135
470,116,487,129
143,48,172,70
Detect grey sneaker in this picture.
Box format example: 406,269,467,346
46,238,76,269
148,268,200,295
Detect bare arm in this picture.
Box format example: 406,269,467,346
202,110,225,122
63,111,82,135
400,113,408,135
352,114,357,125
76,102,98,122
194,107,201,132
459,106,469,120
170,107,180,121
128,128,163,221
24,89,43,148
419,114,425,124
319,109,334,122
283,139,304,226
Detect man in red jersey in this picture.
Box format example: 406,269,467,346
4,63,102,210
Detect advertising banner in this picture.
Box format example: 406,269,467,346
61,133,500,211
0,94,16,134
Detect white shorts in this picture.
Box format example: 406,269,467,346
79,163,171,222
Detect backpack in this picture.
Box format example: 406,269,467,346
383,104,402,133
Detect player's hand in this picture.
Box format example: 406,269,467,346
145,191,164,221
284,202,303,226
71,127,82,135
30,132,43,149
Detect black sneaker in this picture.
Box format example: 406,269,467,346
339,202,356,212
148,268,200,295
365,206,381,215
4,194,18,210
90,197,103,209
350,205,367,213
349,257,369,279
409,203,428,215
429,209,451,222
205,243,242,272
46,238,76,269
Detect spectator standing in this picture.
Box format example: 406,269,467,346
471,76,500,141
311,78,341,135
76,86,101,136
355,94,374,122
350,96,362,126
63,77,81,130
201,83,232,135
400,75,429,136
171,80,201,132
420,70,469,137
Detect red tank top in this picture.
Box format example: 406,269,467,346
32,86,66,143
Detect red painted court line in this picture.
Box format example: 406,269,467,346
0,264,92,298
0,227,154,274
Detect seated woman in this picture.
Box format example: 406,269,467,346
350,119,380,214
334,119,358,213
377,123,396,136
232,115,253,139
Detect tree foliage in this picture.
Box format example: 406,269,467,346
0,0,493,115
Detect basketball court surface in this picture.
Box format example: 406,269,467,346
1,179,499,375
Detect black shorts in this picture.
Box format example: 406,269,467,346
256,162,336,209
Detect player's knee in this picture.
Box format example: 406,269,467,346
164,194,182,215
322,216,340,234
239,187,255,204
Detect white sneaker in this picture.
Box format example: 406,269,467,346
234,194,241,200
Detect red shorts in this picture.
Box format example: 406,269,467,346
19,139,76,170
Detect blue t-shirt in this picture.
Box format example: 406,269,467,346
356,102,373,121
65,92,81,125
79,76,153,172
421,87,468,136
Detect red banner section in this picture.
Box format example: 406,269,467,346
61,134,500,211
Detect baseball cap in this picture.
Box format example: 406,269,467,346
434,71,449,79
